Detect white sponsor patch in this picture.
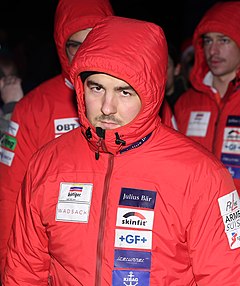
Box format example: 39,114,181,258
116,207,154,230
186,111,210,137
56,182,92,223
56,203,90,223
54,118,80,138
115,229,152,250
7,121,19,137
221,127,240,154
218,190,240,249
0,147,14,166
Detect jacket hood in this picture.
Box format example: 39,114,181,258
70,16,167,156
190,1,240,88
54,0,114,85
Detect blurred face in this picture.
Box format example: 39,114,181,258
203,32,240,80
165,54,181,96
166,55,175,94
0,63,17,77
66,28,92,62
84,73,142,129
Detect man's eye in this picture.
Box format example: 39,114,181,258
92,86,102,92
66,41,81,56
202,38,212,45
122,90,131,97
66,41,81,48
220,38,230,44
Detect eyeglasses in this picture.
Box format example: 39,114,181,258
66,40,82,57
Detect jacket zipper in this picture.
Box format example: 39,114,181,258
95,152,114,286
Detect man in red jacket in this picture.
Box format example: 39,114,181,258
174,2,240,190
3,16,240,285
0,0,114,280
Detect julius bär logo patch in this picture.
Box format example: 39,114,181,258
119,188,156,209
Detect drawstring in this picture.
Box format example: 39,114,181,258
85,127,100,160
86,127,92,139
96,127,105,139
115,132,126,145
86,127,126,160
95,149,100,160
95,127,105,160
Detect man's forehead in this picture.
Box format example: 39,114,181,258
85,73,129,86
203,32,229,38
69,28,92,42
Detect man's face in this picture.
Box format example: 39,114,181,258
66,28,92,63
166,55,175,94
83,73,142,130
203,32,240,79
165,54,180,96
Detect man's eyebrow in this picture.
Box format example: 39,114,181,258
86,79,134,92
86,80,103,88
86,79,104,88
115,85,134,91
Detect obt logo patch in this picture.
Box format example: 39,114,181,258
54,118,80,138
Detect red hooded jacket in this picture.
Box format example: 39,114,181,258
174,2,240,190
0,0,114,278
3,16,240,286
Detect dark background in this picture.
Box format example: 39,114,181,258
0,0,228,91
0,0,222,43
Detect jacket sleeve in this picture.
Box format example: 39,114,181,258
188,165,240,285
3,158,50,285
0,92,39,278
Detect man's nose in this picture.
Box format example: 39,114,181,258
209,41,220,55
101,92,117,115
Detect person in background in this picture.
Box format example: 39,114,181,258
179,37,194,89
164,41,187,113
0,0,114,281
0,45,24,131
174,1,240,190
159,41,184,129
3,15,240,285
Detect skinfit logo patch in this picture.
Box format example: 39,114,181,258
116,207,154,230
